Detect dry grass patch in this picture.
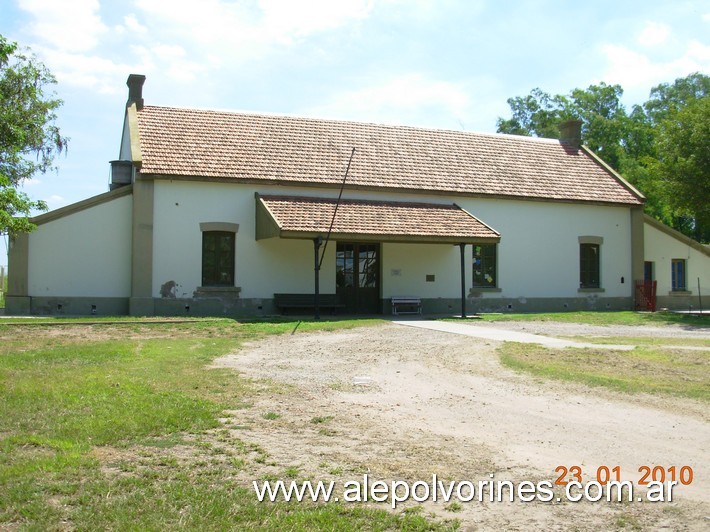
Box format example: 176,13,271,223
499,343,709,400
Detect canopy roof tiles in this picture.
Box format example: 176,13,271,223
256,195,500,244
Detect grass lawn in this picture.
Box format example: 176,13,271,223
0,318,448,530
499,342,709,400
455,310,710,328
476,312,710,399
558,335,710,348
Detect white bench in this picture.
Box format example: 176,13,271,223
391,296,422,315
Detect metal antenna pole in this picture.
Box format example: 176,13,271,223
319,147,356,270
313,147,356,320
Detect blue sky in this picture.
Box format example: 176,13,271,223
1,0,709,265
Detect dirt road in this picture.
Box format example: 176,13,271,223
213,322,710,530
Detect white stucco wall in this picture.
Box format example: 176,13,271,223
457,198,634,299
151,181,635,302
28,195,132,297
644,221,710,298
382,243,463,298
151,181,336,298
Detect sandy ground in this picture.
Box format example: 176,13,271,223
464,319,710,340
212,321,710,530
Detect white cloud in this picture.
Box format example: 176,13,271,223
378,0,485,23
152,45,204,82
686,39,710,64
18,0,107,52
600,39,710,92
19,0,373,94
44,194,67,210
258,0,373,41
304,73,470,126
132,0,373,49
156,0,374,60
637,21,670,47
121,44,204,84
152,44,187,61
122,14,148,34
14,0,377,101
34,47,149,95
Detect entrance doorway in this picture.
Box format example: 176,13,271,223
335,242,380,313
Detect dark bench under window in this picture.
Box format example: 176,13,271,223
273,293,345,315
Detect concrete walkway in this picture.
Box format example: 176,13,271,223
393,319,635,350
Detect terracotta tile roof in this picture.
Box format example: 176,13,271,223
258,195,500,242
136,106,643,205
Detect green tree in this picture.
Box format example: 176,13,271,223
496,83,630,171
642,73,710,241
0,34,67,236
569,83,628,170
644,72,710,124
495,88,569,139
651,96,710,242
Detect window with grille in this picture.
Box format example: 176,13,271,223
202,231,235,287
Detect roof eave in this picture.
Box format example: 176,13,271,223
277,231,501,245
644,214,710,258
581,145,645,203
30,185,133,225
146,173,644,208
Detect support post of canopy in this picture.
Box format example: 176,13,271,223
314,236,323,320
459,243,466,318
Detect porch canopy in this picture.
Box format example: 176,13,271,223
255,194,500,244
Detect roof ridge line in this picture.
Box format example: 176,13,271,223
140,104,561,144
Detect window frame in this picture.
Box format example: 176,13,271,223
201,230,236,287
671,259,687,292
579,242,601,289
472,244,497,289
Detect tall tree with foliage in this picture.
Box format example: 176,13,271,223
0,34,67,236
635,73,710,239
644,72,710,124
496,82,630,171
495,87,570,139
651,95,710,241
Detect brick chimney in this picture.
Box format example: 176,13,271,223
558,119,582,150
126,74,146,110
